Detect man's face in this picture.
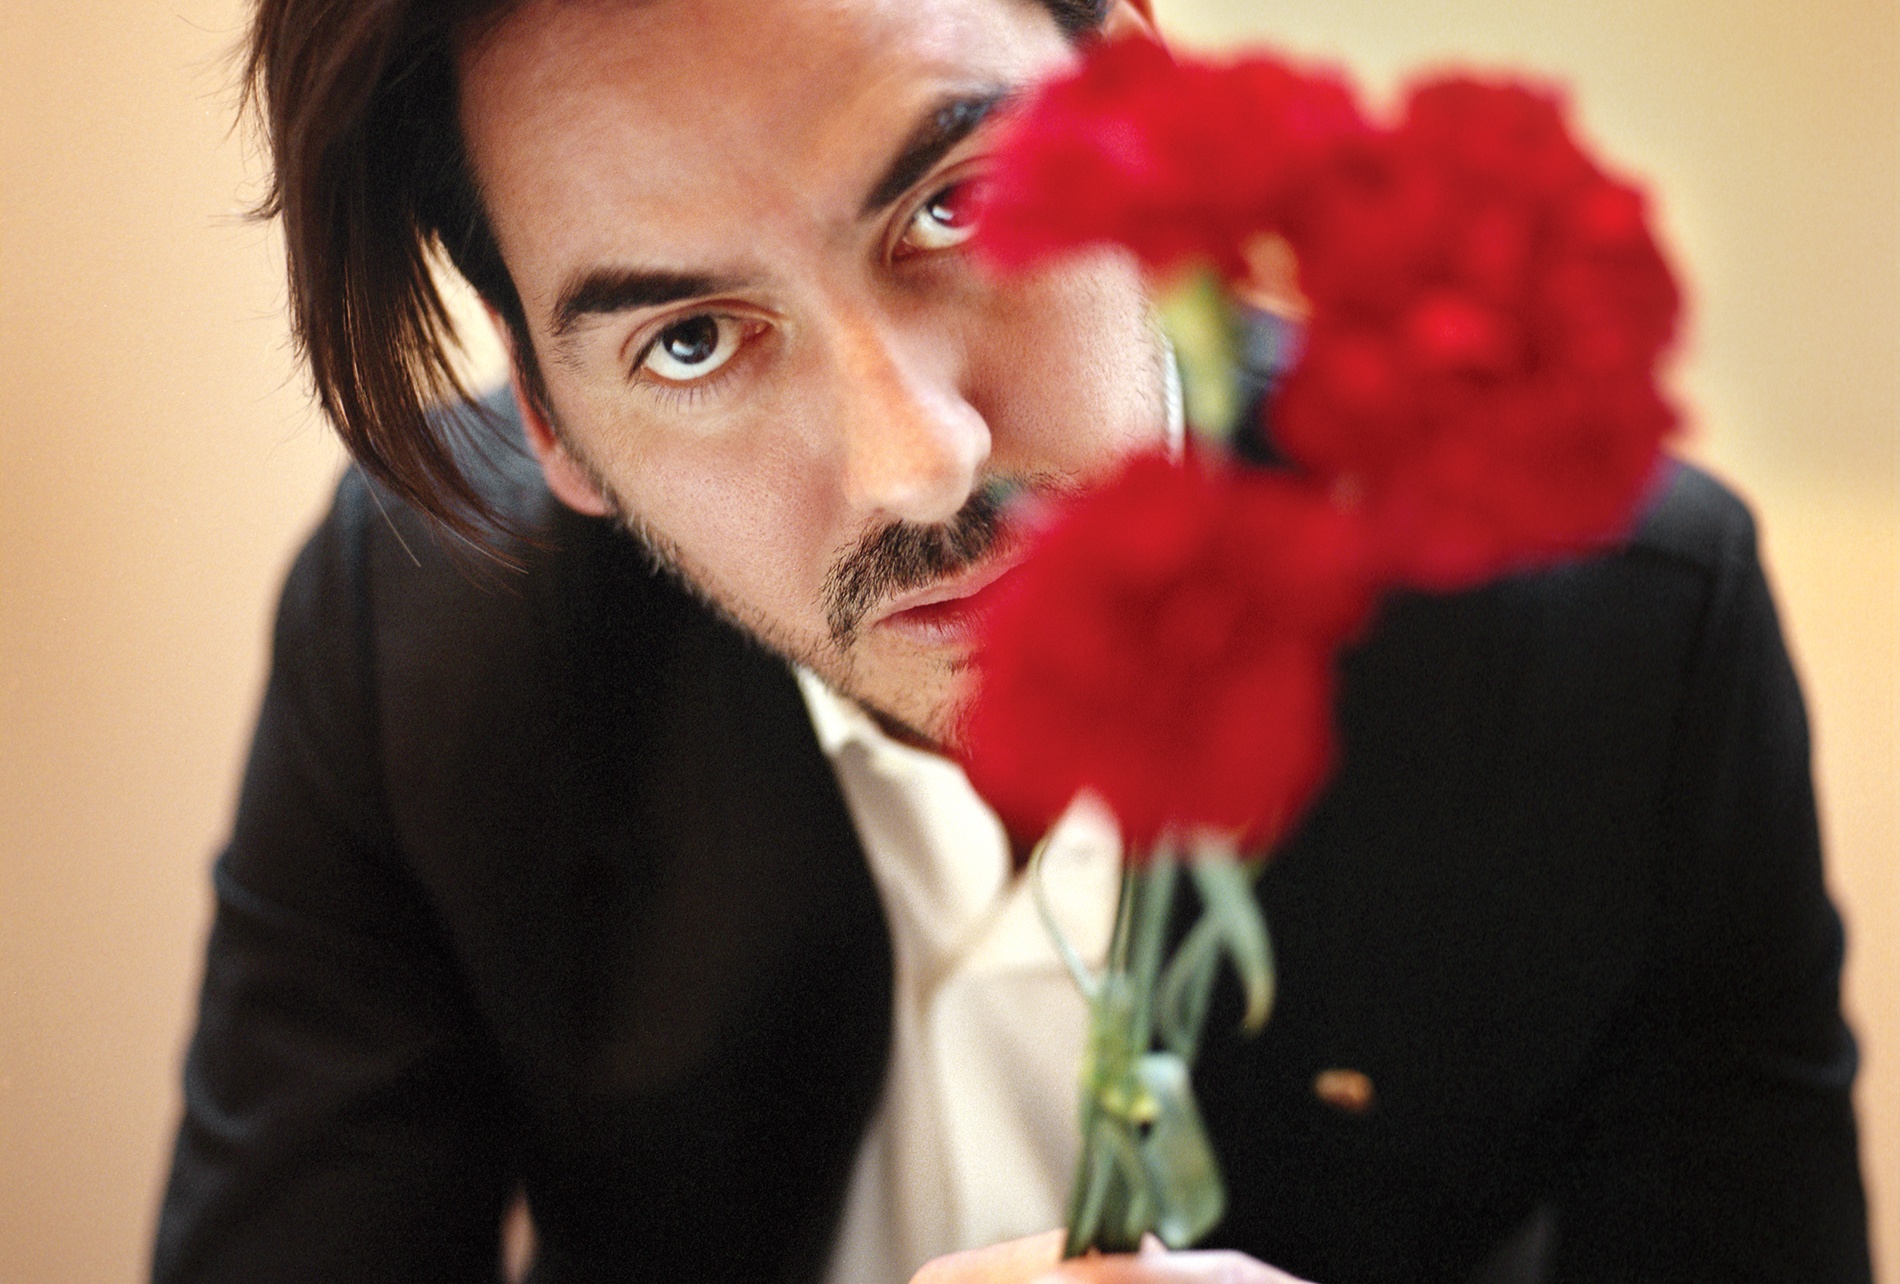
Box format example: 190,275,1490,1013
460,0,1169,744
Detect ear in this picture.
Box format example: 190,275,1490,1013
1101,0,1161,42
488,304,615,518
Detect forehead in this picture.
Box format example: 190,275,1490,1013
458,0,1067,298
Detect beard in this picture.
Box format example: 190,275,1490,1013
613,477,1035,632
538,287,1174,741
819,475,1052,644
603,474,1056,743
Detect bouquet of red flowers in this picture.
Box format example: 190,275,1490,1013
960,34,1680,1258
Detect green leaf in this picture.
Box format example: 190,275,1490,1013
1136,1053,1227,1248
1156,915,1225,1060
1157,268,1245,446
1187,844,1276,1032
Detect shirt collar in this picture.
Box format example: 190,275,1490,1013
795,664,901,761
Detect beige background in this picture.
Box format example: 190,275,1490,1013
0,0,1892,1280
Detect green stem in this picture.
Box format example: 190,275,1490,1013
1063,846,1181,1258
1056,833,1275,1258
1029,835,1101,999
1125,846,1179,1052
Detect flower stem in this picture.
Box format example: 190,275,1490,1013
1064,850,1179,1257
1058,835,1273,1258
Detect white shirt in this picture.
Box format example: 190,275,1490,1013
798,669,1123,1284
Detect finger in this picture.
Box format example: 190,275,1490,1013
1031,1247,1311,1284
910,1229,1066,1284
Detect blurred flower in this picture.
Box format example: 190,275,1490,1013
959,452,1377,849
977,43,1680,590
974,37,1364,279
961,44,1688,1261
1275,77,1682,587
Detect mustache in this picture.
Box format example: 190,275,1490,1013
824,476,1052,643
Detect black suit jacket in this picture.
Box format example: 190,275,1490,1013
154,405,1869,1283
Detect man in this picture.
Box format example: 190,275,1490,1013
154,0,1871,1280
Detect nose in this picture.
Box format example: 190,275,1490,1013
829,305,990,527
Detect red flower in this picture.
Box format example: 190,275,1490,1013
978,43,1682,589
959,452,1377,851
974,37,1365,279
966,53,1685,851
1273,77,1682,587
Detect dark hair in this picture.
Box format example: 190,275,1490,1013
243,0,1112,546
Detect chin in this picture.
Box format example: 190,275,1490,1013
661,555,972,751
832,639,972,751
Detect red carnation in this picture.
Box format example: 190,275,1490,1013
974,37,1364,279
977,42,1682,589
959,452,1377,850
1273,76,1681,587
959,51,1691,1256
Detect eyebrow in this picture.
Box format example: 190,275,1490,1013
551,269,745,340
546,87,1019,342
860,87,1017,218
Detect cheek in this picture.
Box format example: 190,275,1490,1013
557,393,847,632
970,252,1167,473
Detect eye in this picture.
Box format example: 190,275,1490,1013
896,180,982,257
638,314,745,383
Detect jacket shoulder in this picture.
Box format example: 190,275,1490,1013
322,387,560,575
291,392,708,889
1626,459,1762,574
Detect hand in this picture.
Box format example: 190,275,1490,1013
910,1231,1314,1284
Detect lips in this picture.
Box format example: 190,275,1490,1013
873,554,1024,646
